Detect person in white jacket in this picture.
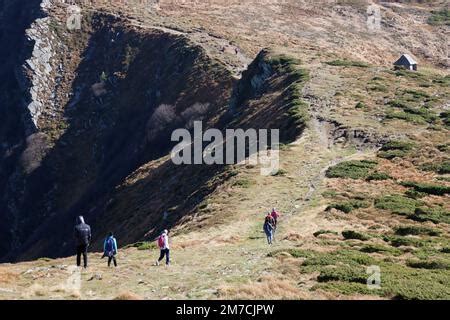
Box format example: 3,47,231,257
156,229,170,266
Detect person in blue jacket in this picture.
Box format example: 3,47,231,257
102,232,118,267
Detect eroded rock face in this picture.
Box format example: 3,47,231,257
0,0,44,260
24,16,56,128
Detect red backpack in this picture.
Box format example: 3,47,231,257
157,235,165,248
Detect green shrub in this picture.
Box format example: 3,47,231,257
268,55,301,67
287,248,450,299
386,236,426,248
342,230,370,241
267,248,313,259
386,111,428,124
326,60,369,68
325,160,377,179
387,100,408,109
394,225,441,237
404,89,430,99
326,200,370,213
433,75,450,86
407,259,449,270
233,179,253,188
375,195,421,215
378,140,414,159
271,169,287,176
322,190,338,198
327,203,353,213
380,140,415,151
366,172,391,181
427,9,450,26
301,250,376,268
317,266,367,284
412,207,450,224
360,244,402,256
440,111,450,128
127,241,157,250
419,161,450,174
313,230,339,237
286,99,310,126
405,189,427,199
369,85,388,92
355,102,365,109
377,149,409,159
400,181,450,196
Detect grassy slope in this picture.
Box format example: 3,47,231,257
0,2,449,300
0,63,448,300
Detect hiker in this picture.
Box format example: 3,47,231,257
263,212,275,245
271,208,280,238
74,216,91,268
102,232,118,267
155,229,170,266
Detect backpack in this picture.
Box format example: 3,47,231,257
105,237,114,253
157,235,165,248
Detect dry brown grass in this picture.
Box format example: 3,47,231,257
217,275,306,300
0,267,18,284
114,291,143,300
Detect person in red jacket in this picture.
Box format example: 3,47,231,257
270,208,280,239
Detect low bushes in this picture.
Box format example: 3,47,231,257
375,195,421,215
326,60,369,68
394,225,441,237
377,140,415,159
326,200,370,213
342,230,371,241
400,181,450,196
366,172,391,181
325,160,377,179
